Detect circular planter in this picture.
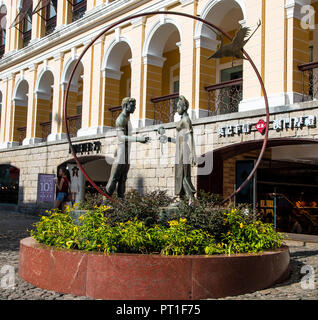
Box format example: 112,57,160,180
19,237,290,300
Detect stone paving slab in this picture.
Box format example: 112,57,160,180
0,211,317,300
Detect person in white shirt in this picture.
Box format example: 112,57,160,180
71,166,81,205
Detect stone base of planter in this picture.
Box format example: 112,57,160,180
19,237,290,300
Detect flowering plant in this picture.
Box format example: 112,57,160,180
31,201,284,255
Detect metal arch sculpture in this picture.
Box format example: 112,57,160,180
63,11,270,205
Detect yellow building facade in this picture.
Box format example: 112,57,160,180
0,0,316,146
0,0,318,235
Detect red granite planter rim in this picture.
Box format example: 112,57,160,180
19,237,290,300
25,237,288,258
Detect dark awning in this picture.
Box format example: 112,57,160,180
32,0,57,16
9,0,33,30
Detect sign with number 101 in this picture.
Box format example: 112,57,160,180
37,174,55,203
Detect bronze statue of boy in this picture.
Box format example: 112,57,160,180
106,97,149,198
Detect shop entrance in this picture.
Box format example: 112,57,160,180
57,156,111,204
256,145,318,235
198,139,318,236
0,165,20,204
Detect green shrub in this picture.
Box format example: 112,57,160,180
103,190,174,226
30,196,284,256
218,208,284,254
77,192,105,210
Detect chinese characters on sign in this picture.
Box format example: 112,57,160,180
272,115,316,131
218,123,251,137
37,174,55,203
218,115,316,137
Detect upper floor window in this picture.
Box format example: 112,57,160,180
0,5,7,58
9,0,33,48
22,6,32,47
72,0,87,22
46,1,57,34
33,0,57,35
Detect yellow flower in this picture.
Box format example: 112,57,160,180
79,215,84,220
73,226,78,232
262,228,266,233
227,231,231,235
240,223,244,229
168,220,178,227
163,235,169,240
179,218,187,223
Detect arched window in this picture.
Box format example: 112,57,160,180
0,4,6,58
72,0,87,22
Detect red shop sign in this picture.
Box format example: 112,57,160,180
256,119,266,134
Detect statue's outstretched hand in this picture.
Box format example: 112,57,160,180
137,135,149,143
159,135,168,144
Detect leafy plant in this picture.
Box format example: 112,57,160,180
77,192,105,210
103,190,175,226
30,196,284,256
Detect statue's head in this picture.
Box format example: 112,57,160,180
122,97,136,114
177,95,189,115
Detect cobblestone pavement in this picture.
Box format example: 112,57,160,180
0,211,317,300
0,211,91,300
216,240,318,300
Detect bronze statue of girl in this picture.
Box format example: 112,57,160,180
158,95,196,204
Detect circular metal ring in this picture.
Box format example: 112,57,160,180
63,11,269,204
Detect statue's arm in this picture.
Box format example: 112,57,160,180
117,127,148,143
185,119,197,165
168,136,176,144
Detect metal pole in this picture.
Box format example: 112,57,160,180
274,188,277,229
253,160,257,215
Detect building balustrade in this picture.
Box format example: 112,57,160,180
67,114,82,137
109,106,122,128
40,121,52,141
205,78,243,116
17,126,27,145
298,61,318,102
151,93,179,125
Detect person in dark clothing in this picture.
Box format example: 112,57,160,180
54,167,70,213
